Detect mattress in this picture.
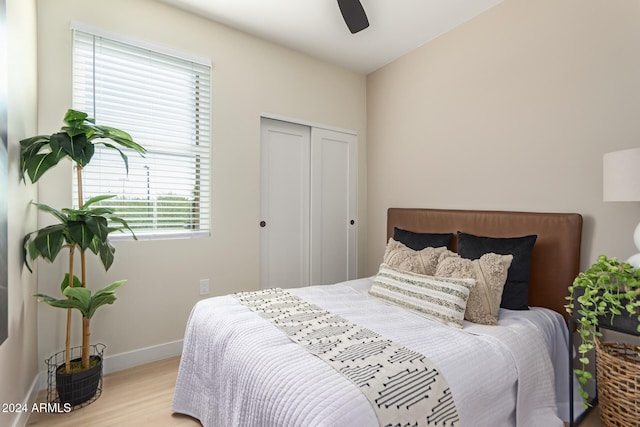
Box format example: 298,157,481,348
172,277,583,426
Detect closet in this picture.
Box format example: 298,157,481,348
260,117,356,289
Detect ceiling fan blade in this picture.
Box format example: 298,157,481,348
337,0,369,34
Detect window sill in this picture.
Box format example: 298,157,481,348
109,230,210,242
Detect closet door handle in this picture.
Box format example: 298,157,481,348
260,221,267,228
350,220,355,225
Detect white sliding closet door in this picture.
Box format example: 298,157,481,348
260,118,356,290
310,127,356,286
260,119,311,289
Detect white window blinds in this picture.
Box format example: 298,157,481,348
72,27,211,239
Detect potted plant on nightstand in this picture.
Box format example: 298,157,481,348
21,109,145,406
566,255,640,425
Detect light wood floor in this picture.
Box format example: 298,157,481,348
26,355,604,426
27,356,200,426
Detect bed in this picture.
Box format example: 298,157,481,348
173,208,585,426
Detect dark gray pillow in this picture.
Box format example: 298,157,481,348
393,228,454,250
457,232,537,310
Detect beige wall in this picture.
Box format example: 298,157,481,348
35,0,367,365
366,0,640,275
0,0,39,425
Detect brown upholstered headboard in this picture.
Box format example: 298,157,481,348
387,208,583,322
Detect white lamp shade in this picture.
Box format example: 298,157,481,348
603,147,640,202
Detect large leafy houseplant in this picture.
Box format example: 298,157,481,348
21,109,145,377
566,255,640,405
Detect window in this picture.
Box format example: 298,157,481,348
72,25,211,239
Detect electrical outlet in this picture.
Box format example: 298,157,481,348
199,279,210,296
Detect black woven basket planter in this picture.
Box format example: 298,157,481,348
46,343,105,411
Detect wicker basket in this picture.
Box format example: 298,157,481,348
595,338,640,427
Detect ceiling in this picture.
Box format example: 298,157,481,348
160,0,504,74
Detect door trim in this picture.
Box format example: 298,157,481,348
260,112,357,137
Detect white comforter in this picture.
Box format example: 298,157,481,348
173,277,583,426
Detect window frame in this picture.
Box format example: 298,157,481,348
70,22,212,241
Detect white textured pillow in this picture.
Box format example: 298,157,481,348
435,253,513,325
383,238,456,276
369,263,476,328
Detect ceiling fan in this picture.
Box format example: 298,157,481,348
337,0,369,34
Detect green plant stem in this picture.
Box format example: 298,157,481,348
82,317,90,368
76,165,84,208
80,250,86,289
76,164,92,370
65,245,75,374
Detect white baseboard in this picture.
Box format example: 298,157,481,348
14,340,183,427
11,374,41,427
102,339,183,375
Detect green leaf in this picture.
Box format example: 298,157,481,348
51,131,74,157
20,135,50,150
99,142,130,174
20,136,51,181
22,234,33,273
27,239,39,263
25,152,61,183
578,388,589,405
56,132,95,166
82,194,116,209
578,343,593,354
84,215,109,242
67,220,94,251
107,215,137,240
63,287,91,316
60,273,82,294
85,207,116,216
63,109,88,125
33,293,84,312
32,293,58,305
98,240,116,270
48,137,67,168
86,294,116,319
94,280,126,298
32,225,67,262
79,135,95,166
31,202,68,223
94,125,145,153
88,281,125,318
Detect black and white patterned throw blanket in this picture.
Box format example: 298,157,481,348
234,288,459,427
